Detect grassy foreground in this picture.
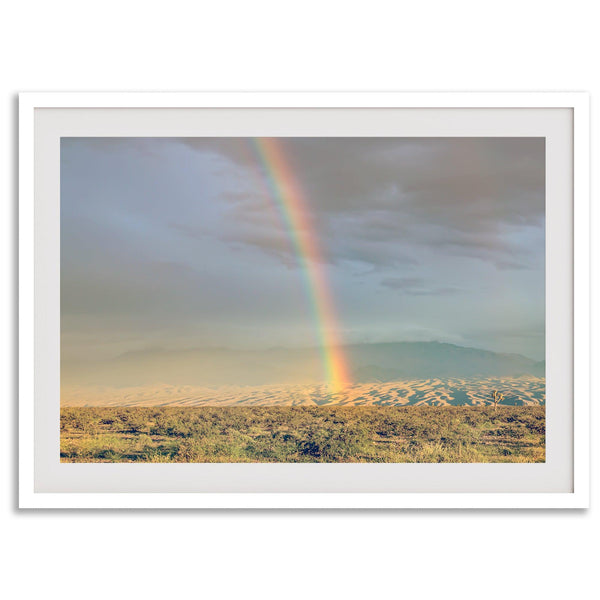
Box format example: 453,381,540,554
60,405,545,463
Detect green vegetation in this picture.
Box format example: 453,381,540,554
60,405,545,463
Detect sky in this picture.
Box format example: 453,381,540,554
61,137,545,373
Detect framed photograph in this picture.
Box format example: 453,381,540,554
19,92,589,509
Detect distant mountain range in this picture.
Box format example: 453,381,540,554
347,342,545,381
62,341,545,387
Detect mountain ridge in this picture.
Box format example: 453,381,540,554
62,341,546,387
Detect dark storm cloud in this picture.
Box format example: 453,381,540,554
178,137,544,271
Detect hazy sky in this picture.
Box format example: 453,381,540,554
61,137,545,363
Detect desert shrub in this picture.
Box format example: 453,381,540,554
150,414,196,437
298,422,369,461
60,409,100,434
95,448,123,461
175,439,205,462
525,421,545,435
60,405,545,464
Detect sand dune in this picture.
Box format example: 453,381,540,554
61,376,545,408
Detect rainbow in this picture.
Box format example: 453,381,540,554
251,138,351,393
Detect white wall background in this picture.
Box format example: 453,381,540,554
1,2,597,598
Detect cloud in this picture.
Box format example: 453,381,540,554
380,277,461,296
60,137,546,362
178,137,545,271
494,260,531,271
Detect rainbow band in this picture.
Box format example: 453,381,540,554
252,138,351,393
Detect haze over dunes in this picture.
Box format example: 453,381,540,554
62,341,544,388
61,341,545,408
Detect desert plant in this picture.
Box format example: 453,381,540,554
60,405,546,464
491,390,505,411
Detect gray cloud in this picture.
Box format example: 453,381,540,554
177,137,544,272
380,277,461,296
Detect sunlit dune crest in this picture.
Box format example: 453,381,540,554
61,376,545,408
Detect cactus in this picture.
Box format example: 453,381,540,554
491,390,505,411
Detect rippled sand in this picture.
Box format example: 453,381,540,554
61,376,545,407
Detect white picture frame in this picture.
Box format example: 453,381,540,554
19,92,590,509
